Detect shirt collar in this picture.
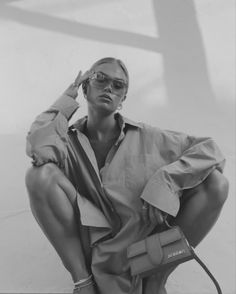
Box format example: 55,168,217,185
115,113,143,129
71,113,143,133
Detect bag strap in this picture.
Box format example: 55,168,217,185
165,220,222,294
192,251,222,294
68,128,121,234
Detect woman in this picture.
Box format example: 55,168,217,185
25,57,228,294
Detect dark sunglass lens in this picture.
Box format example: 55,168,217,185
92,72,126,92
95,72,106,82
113,80,125,90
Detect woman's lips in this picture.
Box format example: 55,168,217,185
99,94,112,101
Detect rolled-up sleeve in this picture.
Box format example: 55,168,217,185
140,132,226,217
26,95,79,167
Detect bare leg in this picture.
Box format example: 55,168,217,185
145,169,229,292
171,169,228,247
25,163,90,283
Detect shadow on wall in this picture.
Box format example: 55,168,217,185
153,0,215,109
0,0,215,110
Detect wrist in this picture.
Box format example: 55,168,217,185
64,92,78,100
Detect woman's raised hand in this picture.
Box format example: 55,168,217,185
63,70,91,100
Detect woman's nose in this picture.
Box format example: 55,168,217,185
104,82,113,92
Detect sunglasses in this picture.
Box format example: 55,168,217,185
89,71,128,93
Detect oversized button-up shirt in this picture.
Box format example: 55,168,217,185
26,94,225,294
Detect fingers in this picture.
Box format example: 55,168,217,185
73,70,83,87
63,70,91,99
141,202,149,223
81,70,93,83
148,205,157,225
153,207,164,224
74,70,92,87
63,83,79,99
142,201,165,226
149,206,164,225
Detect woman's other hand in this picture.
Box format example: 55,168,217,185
64,70,91,100
141,200,167,226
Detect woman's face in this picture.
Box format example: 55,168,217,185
85,62,128,115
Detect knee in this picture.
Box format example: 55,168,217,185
25,163,62,200
203,169,229,208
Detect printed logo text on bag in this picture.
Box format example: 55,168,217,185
167,249,185,259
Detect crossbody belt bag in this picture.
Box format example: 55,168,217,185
127,224,222,294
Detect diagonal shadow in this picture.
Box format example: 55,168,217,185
153,0,215,108
1,0,216,109
0,2,160,53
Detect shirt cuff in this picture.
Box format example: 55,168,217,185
140,172,180,217
50,94,79,120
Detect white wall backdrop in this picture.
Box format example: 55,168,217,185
0,1,235,293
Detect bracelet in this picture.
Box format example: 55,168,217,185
74,275,93,290
74,280,94,291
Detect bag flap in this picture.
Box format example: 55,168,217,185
145,233,163,265
127,239,146,259
159,227,182,246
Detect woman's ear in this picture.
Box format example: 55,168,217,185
82,81,89,99
82,82,87,95
122,95,127,102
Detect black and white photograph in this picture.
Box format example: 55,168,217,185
0,1,235,293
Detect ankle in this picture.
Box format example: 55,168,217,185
73,275,94,293
72,268,90,283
